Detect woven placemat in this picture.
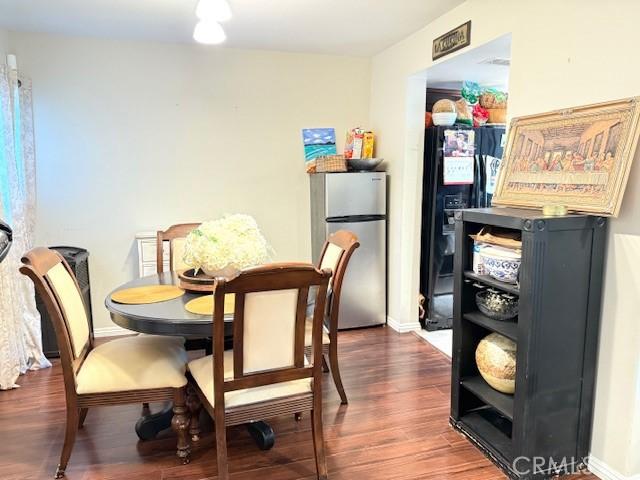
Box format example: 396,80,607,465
184,294,235,316
111,285,185,304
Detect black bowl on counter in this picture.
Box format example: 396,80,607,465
348,158,384,171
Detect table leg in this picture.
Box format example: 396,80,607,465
135,402,174,441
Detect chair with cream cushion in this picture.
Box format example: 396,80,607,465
20,247,191,479
187,263,332,480
304,230,359,405
156,223,201,273
156,223,209,355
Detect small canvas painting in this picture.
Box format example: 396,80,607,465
302,128,337,161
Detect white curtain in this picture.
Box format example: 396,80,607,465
0,61,51,390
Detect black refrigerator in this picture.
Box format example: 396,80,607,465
419,125,506,331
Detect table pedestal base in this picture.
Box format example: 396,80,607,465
135,404,275,451
247,421,275,450
135,402,173,441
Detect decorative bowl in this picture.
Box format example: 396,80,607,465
479,246,521,284
432,112,457,126
348,158,384,171
475,289,518,321
178,267,240,292
432,99,456,114
476,333,516,394
178,269,216,292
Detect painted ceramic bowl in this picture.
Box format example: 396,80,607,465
475,289,519,321
476,333,516,394
479,246,521,284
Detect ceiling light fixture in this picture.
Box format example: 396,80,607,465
196,0,232,22
193,20,227,45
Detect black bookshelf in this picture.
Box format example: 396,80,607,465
450,207,606,479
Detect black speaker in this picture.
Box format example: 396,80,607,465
0,220,11,263
37,246,93,358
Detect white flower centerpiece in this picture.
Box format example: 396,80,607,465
182,214,272,278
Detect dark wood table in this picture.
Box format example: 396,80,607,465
104,272,275,449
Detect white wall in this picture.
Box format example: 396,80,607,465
8,31,370,331
0,28,8,58
370,0,640,477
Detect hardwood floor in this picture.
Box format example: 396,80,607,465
0,327,597,480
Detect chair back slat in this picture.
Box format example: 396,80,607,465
318,230,360,332
170,237,190,271
46,262,91,359
211,263,330,402
244,288,299,374
232,293,245,379
320,243,344,287
156,223,200,273
293,286,309,368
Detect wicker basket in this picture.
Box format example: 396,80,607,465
316,154,347,173
487,108,507,124
479,92,508,109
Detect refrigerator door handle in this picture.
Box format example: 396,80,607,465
327,215,386,223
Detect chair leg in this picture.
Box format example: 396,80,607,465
171,388,191,464
321,354,330,373
141,402,151,416
186,385,202,443
310,401,328,480
55,407,79,479
78,408,89,429
214,409,229,480
329,342,348,404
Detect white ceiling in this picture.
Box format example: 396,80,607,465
0,0,465,56
426,34,512,91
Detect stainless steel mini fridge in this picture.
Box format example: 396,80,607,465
310,172,386,329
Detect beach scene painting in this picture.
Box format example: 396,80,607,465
302,128,337,161
492,97,640,216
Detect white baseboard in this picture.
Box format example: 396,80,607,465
588,456,640,480
386,315,421,333
93,325,136,338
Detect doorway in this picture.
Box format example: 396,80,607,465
416,34,512,356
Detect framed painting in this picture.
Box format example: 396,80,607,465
492,97,640,216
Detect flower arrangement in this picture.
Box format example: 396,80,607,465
182,214,272,276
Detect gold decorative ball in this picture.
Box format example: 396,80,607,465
475,333,516,394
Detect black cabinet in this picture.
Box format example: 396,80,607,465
450,208,606,479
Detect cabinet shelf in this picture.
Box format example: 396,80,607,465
464,271,520,295
461,376,514,421
463,312,518,341
456,409,513,464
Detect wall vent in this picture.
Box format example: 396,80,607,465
478,57,511,66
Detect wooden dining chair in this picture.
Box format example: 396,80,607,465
156,222,210,354
187,263,332,480
156,223,201,273
305,230,359,405
20,247,192,478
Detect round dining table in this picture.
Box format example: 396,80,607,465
105,272,275,450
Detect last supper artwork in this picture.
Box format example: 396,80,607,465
492,97,640,216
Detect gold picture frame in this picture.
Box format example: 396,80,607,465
492,97,640,216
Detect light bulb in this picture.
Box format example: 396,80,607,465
196,0,232,22
193,20,226,45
